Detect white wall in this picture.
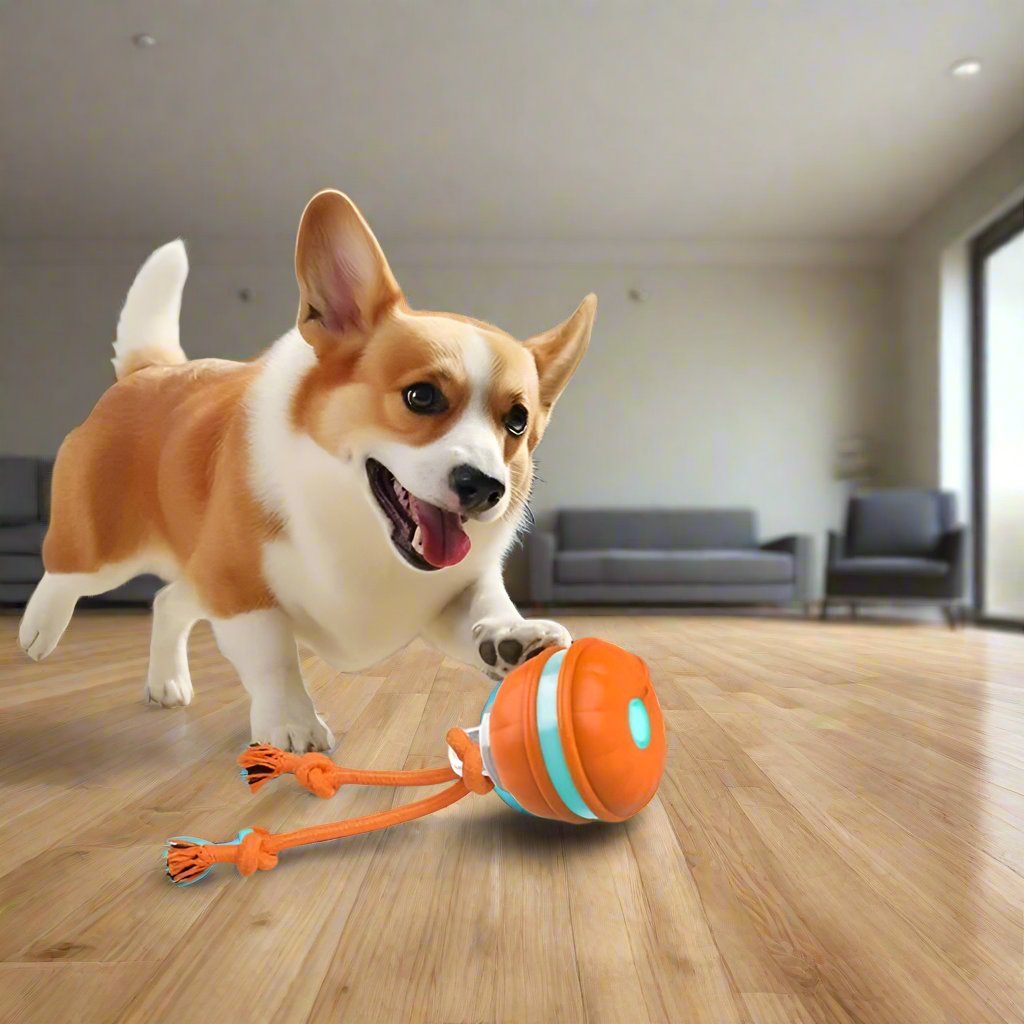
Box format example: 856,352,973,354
0,239,301,455
1,239,895,600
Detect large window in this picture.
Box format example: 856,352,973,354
971,201,1024,624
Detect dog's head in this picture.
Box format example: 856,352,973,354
291,189,595,572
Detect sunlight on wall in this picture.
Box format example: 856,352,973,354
938,244,970,522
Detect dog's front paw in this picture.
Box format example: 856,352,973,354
472,618,572,680
145,669,194,708
250,705,335,753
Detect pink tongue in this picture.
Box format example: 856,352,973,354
411,498,471,568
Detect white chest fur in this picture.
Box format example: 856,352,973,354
249,332,516,671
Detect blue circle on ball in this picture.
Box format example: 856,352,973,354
628,698,651,749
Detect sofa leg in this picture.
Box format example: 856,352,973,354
942,604,958,630
849,604,858,620
819,600,829,621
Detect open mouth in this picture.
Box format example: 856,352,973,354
366,458,472,571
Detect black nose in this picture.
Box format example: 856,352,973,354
449,464,505,513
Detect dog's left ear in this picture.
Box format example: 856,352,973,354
294,190,402,354
524,294,597,412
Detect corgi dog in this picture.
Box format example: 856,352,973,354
18,190,595,752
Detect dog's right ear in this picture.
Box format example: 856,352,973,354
294,190,402,355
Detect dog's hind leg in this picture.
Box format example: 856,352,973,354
19,562,140,661
145,581,203,707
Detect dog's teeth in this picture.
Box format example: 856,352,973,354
394,491,408,511
411,526,424,553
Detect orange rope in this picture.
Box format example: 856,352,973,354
237,744,456,798
165,728,492,884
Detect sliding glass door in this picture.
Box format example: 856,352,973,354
971,201,1024,624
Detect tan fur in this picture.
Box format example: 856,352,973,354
43,359,278,617
43,189,594,621
289,191,593,530
293,307,543,526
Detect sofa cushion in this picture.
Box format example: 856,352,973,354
558,509,756,552
0,553,44,583
830,557,948,578
556,549,794,586
555,551,605,584
0,522,47,554
0,457,40,525
606,550,793,585
846,490,949,558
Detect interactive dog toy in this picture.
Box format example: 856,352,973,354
164,637,665,884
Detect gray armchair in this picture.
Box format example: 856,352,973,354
823,489,966,627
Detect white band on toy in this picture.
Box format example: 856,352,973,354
447,722,499,785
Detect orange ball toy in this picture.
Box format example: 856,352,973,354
165,638,665,884
478,637,666,823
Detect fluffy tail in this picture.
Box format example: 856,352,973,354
112,239,189,380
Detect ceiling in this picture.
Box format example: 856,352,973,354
2,1,1022,243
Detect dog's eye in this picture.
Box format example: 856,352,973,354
504,404,528,436
403,382,448,415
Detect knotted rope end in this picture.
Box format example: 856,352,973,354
237,745,341,798
163,827,277,884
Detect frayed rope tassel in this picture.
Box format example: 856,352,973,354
164,828,277,885
165,729,491,884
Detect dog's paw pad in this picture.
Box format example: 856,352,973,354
472,618,572,679
479,639,498,667
497,638,523,663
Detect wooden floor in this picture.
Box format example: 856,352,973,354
2,612,1024,1024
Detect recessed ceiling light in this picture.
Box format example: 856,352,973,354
950,58,982,78
132,32,156,49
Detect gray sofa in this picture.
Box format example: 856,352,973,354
0,455,161,606
528,509,812,610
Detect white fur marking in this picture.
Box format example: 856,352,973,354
246,330,319,517
19,561,150,660
244,326,524,675
371,330,507,515
113,240,189,379
146,581,203,707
